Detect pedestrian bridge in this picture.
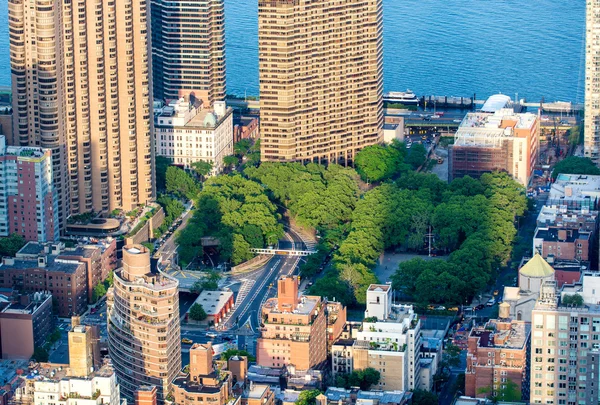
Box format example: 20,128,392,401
249,248,315,256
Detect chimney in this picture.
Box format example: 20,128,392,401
558,230,567,241
37,256,47,268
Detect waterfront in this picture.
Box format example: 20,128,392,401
0,0,586,102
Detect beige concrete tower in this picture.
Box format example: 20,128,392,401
586,0,600,164
107,245,181,403
68,317,96,378
258,0,384,164
151,0,226,105
8,0,69,230
9,0,154,219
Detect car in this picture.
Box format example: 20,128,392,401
493,290,499,296
453,119,462,123
206,332,218,338
90,308,97,314
182,338,193,345
431,115,440,119
475,304,485,311
435,305,446,311
486,298,496,307
447,307,459,312
463,306,473,312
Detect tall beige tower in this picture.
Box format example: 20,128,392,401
151,0,226,105
68,317,96,378
258,0,383,164
9,0,154,220
586,0,600,164
107,245,181,403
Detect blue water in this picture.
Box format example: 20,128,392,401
0,0,586,102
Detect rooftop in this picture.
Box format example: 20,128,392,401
368,284,390,292
0,256,84,274
171,375,225,394
324,387,407,404
470,320,530,350
333,339,355,347
193,290,233,316
454,108,537,147
263,295,319,316
519,254,555,278
548,174,600,206
535,228,590,243
246,384,269,399
480,94,512,113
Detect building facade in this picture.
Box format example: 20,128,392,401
0,292,53,359
107,245,181,403
151,0,226,105
331,285,425,392
533,228,591,262
586,0,600,164
0,136,58,242
256,276,328,371
9,0,154,221
258,0,383,163
529,275,600,405
155,99,233,174
171,343,232,405
449,108,539,186
465,316,530,400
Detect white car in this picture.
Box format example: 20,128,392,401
486,298,496,307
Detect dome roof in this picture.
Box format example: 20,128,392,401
519,254,555,278
203,112,217,127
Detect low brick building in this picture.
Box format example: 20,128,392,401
189,290,234,326
465,314,530,400
533,228,591,262
0,292,53,359
0,241,116,316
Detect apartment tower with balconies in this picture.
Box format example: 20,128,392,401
151,0,226,106
258,0,384,164
8,0,154,225
107,245,181,403
585,0,600,164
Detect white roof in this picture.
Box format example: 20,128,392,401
481,94,512,113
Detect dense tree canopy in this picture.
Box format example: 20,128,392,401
176,175,283,266
552,156,600,179
155,156,172,192
334,368,380,390
0,233,26,257
354,144,407,182
189,303,207,321
166,166,201,200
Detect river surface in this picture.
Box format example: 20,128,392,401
0,0,586,102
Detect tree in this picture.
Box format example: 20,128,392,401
166,166,201,200
92,283,107,303
296,390,322,405
189,303,207,321
354,144,406,182
494,379,521,402
562,293,584,306
444,343,462,369
552,156,600,179
223,155,239,170
334,368,380,390
405,143,427,169
233,139,252,156
32,346,49,362
0,233,26,257
192,160,213,180
220,349,256,362
155,156,172,192
411,390,439,405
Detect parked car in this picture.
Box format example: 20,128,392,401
206,332,218,338
475,304,485,311
182,338,193,345
435,305,446,311
486,298,496,307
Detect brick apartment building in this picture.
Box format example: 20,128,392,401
465,312,531,400
533,228,591,262
0,241,117,316
0,292,53,359
256,276,328,371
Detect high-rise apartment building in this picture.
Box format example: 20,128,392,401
258,0,384,163
107,245,181,403
530,274,600,405
0,135,58,242
256,275,328,371
151,0,226,105
585,0,600,164
8,0,154,224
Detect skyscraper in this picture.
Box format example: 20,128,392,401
107,245,181,403
258,0,383,163
151,0,226,105
585,0,600,164
8,0,154,222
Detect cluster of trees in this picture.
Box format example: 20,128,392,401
552,156,600,179
562,293,584,306
296,390,322,405
188,303,207,321
166,166,201,200
190,271,221,293
353,141,426,182
221,349,256,362
0,233,26,257
176,175,283,266
154,195,185,237
392,172,527,305
334,368,380,390
92,271,114,303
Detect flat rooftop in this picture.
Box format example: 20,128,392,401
535,228,590,243
470,320,530,350
194,291,233,316
549,174,600,204
263,295,319,316
454,108,537,147
246,384,269,399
